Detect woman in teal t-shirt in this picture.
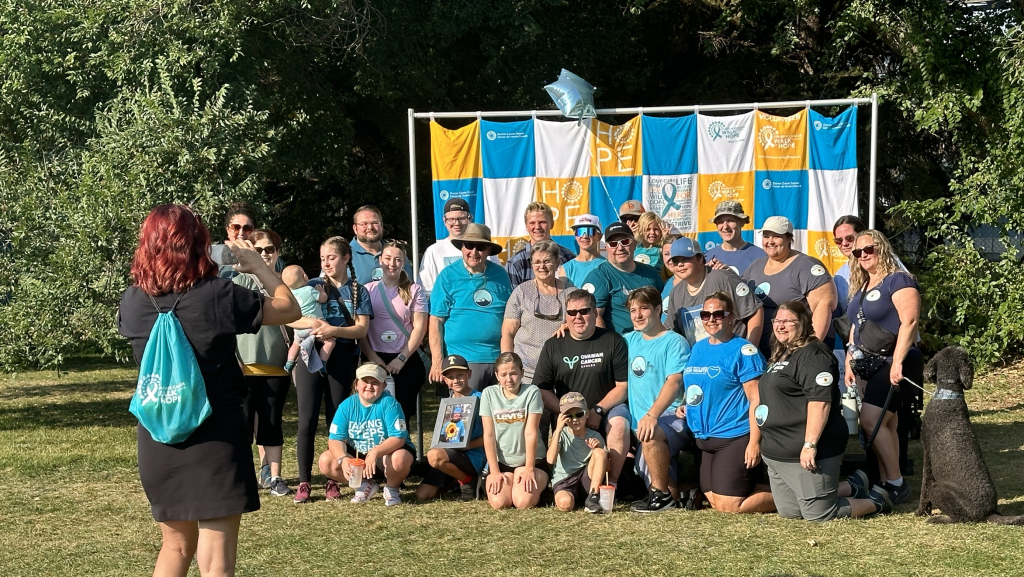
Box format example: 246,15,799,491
480,352,548,509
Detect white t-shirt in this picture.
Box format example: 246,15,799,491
419,239,499,295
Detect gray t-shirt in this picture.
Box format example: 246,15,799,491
666,267,762,346
504,279,574,382
552,427,604,484
479,384,545,467
743,252,832,353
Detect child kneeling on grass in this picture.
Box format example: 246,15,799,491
547,392,608,513
415,354,486,502
318,363,415,506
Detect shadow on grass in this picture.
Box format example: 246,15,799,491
0,378,135,401
0,394,137,430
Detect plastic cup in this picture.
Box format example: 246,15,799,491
599,484,615,514
348,458,365,489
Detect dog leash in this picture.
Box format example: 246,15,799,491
899,377,935,397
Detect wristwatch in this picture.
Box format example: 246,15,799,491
803,441,817,450
593,405,606,417
397,353,408,362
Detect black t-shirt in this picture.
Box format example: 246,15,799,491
532,327,629,409
118,277,264,412
755,340,846,462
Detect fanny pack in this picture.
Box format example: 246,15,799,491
849,287,898,379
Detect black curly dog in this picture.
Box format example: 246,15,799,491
916,346,1024,524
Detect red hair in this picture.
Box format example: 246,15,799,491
131,204,219,296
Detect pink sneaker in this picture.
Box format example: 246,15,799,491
293,482,311,504
325,479,342,501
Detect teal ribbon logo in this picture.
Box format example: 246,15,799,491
661,182,681,216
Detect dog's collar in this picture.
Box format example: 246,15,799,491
932,389,965,400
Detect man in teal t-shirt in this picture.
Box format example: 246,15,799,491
582,222,663,335
429,223,511,391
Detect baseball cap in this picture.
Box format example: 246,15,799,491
669,237,701,259
444,198,471,215
559,391,588,414
762,215,794,235
604,222,633,241
710,200,750,224
440,354,469,374
572,214,602,230
356,363,388,383
618,200,645,217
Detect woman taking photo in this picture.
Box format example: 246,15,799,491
757,301,891,521
360,240,429,421
232,229,294,497
480,352,549,509
501,240,574,384
845,230,921,507
292,236,372,504
118,205,299,577
681,292,774,514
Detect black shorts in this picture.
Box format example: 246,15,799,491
695,434,756,498
344,444,416,481
419,449,478,488
552,466,593,504
858,353,924,413
491,459,550,476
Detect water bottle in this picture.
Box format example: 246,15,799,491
841,387,860,435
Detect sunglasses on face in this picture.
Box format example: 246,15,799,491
566,307,592,318
852,245,877,258
564,411,586,420
462,242,488,253
575,226,598,238
253,245,278,254
833,234,856,245
699,310,731,321
606,238,634,249
228,223,254,233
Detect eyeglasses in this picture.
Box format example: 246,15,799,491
534,293,563,321
606,238,634,249
833,234,856,245
462,241,488,253
852,245,877,258
575,226,597,238
444,216,470,225
253,245,278,254
355,221,381,229
566,307,592,318
531,259,556,268
564,411,586,420
771,318,798,326
699,310,731,321
228,223,254,233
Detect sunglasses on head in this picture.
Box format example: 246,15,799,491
699,310,731,321
533,294,563,321
606,238,634,249
228,223,254,233
852,245,877,258
621,215,639,223
566,307,592,318
575,226,598,238
833,234,856,245
564,410,586,420
253,245,278,254
462,241,488,253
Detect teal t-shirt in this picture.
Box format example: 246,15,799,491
562,257,606,288
479,384,545,468
633,244,663,270
328,392,413,454
456,390,486,472
552,427,604,484
430,260,513,363
625,330,691,430
661,277,675,324
683,337,766,440
582,262,664,334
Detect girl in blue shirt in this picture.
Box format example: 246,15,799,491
681,291,775,514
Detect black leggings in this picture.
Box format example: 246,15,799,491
373,351,425,423
243,376,291,447
293,342,357,483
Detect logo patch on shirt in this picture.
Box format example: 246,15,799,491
741,344,758,356
394,418,407,432
631,356,647,377
735,283,750,297
754,282,771,299
755,404,769,426
329,423,338,434
582,283,595,294
815,372,834,386
563,356,580,369
686,384,704,406
635,253,651,265
866,289,881,302
473,289,493,307
380,330,398,343
493,408,526,424
811,265,827,277
707,366,722,379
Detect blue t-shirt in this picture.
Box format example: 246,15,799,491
430,260,512,363
562,257,606,288
453,390,486,472
309,278,373,344
583,261,664,335
625,330,691,430
846,271,921,358
704,243,767,278
349,238,414,286
328,392,413,454
661,277,675,324
683,337,766,440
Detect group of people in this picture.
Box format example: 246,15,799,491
118,197,923,576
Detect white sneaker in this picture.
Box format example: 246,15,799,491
383,485,401,507
351,480,379,504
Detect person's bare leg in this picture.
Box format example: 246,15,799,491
195,514,241,577
263,445,282,478
604,416,629,484
383,451,413,489
554,491,575,511
512,468,549,509
487,473,515,509
587,450,608,494
641,426,671,493
153,521,198,577
861,404,900,482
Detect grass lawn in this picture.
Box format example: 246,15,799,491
2,358,1024,576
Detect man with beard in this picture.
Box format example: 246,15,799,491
350,205,412,285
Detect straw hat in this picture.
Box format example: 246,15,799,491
451,223,503,256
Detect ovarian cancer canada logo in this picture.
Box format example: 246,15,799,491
562,181,583,202
761,178,772,190
814,238,843,260
813,120,823,131
708,180,740,201
439,190,450,200
486,130,497,141
757,125,797,149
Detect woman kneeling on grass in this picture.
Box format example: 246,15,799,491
480,352,549,509
318,363,415,506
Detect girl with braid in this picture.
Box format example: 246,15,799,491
293,237,373,503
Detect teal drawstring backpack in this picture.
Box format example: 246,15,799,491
129,292,212,444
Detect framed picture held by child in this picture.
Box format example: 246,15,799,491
433,396,479,449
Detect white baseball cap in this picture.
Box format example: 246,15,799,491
571,214,602,230
762,216,794,235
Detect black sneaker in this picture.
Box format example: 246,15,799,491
584,491,602,514
869,485,893,514
846,469,870,499
885,481,912,506
458,479,476,502
630,489,676,513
